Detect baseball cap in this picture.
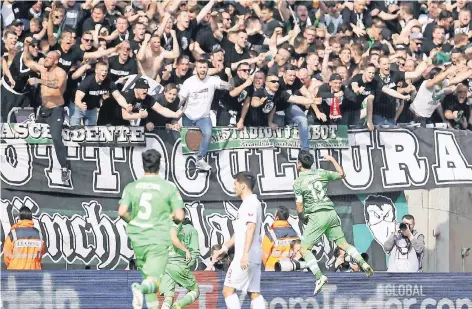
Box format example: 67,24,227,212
11,19,23,26
211,46,225,55
329,73,342,81
134,78,149,89
410,32,424,41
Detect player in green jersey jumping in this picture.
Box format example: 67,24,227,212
118,149,185,309
293,150,374,296
160,216,200,309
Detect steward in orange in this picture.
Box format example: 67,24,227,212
262,206,299,271
3,206,45,270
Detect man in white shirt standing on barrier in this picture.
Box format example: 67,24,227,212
215,171,265,309
178,58,234,171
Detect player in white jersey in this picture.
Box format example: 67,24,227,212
214,171,265,309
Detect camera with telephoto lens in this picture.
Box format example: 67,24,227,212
274,259,307,272
398,222,409,233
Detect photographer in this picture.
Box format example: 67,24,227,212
384,214,425,272
262,206,299,271
334,247,369,273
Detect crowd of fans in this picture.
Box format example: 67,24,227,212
2,0,472,133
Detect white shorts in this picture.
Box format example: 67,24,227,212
223,261,261,293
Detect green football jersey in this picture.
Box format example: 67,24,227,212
293,169,340,214
168,223,200,267
119,175,184,247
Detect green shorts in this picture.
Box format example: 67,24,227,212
159,262,198,295
133,244,170,281
301,209,344,249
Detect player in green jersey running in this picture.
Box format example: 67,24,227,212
118,149,185,309
293,150,374,296
160,216,200,309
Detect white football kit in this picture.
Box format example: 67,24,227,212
224,194,263,292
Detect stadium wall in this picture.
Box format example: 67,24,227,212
1,271,472,309
405,187,472,273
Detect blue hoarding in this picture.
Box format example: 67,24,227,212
1,271,471,308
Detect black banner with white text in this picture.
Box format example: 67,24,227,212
2,127,472,199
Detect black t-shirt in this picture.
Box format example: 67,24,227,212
108,55,138,82
196,23,222,53
51,43,85,73
129,39,143,56
443,93,470,129
249,88,291,126
77,75,117,109
421,40,452,56
373,70,405,119
111,31,131,47
316,83,347,115
82,17,111,33
145,92,179,127
208,62,228,111
347,74,378,110
228,75,254,112
161,32,173,52
277,77,303,111
6,51,43,93
443,94,469,114
341,8,373,29
223,42,250,71
160,68,192,90
174,19,197,57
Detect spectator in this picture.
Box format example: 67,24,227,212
205,244,231,271
144,83,181,131
262,206,299,271
98,77,181,126
384,214,425,273
72,61,131,126
1,37,43,122
178,58,234,171
3,206,45,270
443,84,472,130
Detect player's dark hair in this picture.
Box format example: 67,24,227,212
298,150,314,169
19,206,33,220
275,206,290,220
234,171,256,190
402,214,415,221
142,149,161,173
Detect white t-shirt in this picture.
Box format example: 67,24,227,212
410,80,445,118
179,75,223,120
233,194,263,264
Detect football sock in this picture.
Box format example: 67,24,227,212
224,293,241,309
303,250,323,279
251,295,266,309
177,290,199,307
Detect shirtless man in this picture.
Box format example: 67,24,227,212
136,30,179,79
23,37,70,182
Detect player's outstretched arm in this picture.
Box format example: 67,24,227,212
171,227,191,262
118,204,131,223
324,154,345,179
